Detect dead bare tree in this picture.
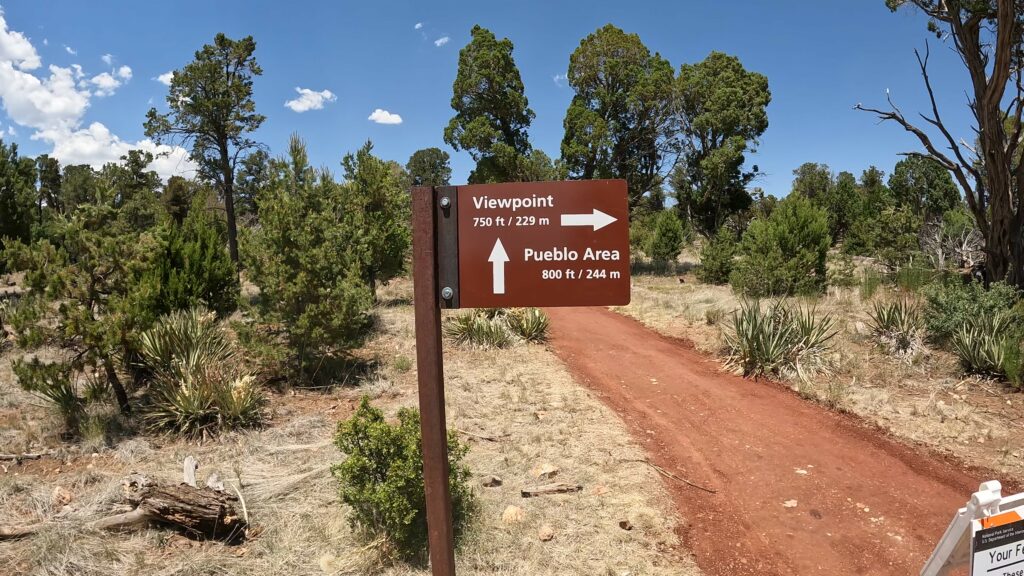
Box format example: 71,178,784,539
856,0,1024,286
920,219,984,269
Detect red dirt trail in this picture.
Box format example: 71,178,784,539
546,306,983,576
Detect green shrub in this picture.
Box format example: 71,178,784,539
12,359,84,433
696,226,737,285
646,210,685,264
827,252,858,288
868,300,924,359
874,205,922,271
392,355,413,373
332,398,474,561
138,308,265,438
144,192,239,317
729,195,831,297
723,300,837,378
951,313,1023,387
859,268,885,300
243,136,375,382
629,213,655,253
894,266,938,293
922,280,1020,343
506,308,550,343
0,295,47,348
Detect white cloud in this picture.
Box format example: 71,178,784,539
0,12,193,180
90,72,121,97
553,73,567,87
0,62,90,131
414,22,423,30
155,71,173,86
0,10,40,70
434,36,449,47
116,65,131,80
7,125,16,137
368,108,402,125
101,53,113,66
284,87,336,113
63,44,75,55
38,122,196,180
42,38,47,47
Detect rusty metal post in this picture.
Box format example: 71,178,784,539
411,185,457,576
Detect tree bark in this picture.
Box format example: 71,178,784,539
104,360,131,416
122,474,246,542
220,141,240,267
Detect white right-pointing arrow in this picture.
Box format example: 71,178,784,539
488,238,509,295
560,209,617,231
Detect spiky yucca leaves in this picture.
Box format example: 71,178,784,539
139,308,265,438
723,300,837,378
506,308,550,343
443,311,513,348
952,313,1023,387
443,308,550,347
868,300,925,360
138,308,233,380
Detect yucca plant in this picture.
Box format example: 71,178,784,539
868,300,925,359
138,308,233,381
723,300,836,378
951,312,1023,387
506,308,550,343
139,308,265,439
443,311,513,348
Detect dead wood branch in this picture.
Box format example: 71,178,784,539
454,428,510,442
621,458,717,494
520,482,583,498
0,523,44,540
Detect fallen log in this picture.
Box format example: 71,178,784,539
520,482,583,498
118,473,247,542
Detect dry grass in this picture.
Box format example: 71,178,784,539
619,264,1024,482
0,279,699,576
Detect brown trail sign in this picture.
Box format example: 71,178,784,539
411,180,630,576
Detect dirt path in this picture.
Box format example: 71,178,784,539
546,306,984,576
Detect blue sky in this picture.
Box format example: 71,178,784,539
0,1,974,197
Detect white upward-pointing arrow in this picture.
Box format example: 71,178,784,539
489,238,509,295
560,209,617,231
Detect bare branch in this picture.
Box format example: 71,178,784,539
914,44,982,182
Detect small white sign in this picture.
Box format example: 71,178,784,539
972,509,1024,576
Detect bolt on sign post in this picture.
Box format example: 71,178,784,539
411,180,630,575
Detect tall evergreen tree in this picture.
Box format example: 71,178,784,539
674,52,771,235
560,24,676,212
343,141,412,296
0,139,37,259
406,147,452,187
145,33,265,266
444,25,535,183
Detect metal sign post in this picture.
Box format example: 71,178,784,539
411,180,630,575
411,185,456,576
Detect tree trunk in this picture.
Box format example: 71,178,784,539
104,360,131,416
220,142,240,267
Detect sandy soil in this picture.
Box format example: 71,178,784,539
546,306,989,576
